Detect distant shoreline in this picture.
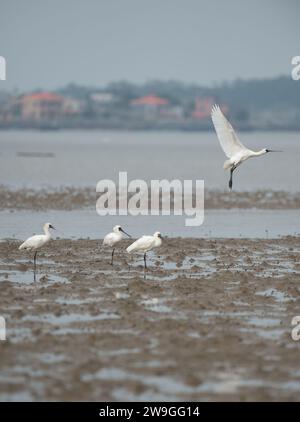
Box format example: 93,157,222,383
1,126,300,132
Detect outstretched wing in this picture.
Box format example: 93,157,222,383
211,105,248,158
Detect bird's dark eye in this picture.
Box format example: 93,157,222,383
119,227,122,231
266,149,269,153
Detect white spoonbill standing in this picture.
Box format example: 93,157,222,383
211,105,282,190
126,232,162,270
103,225,131,265
19,222,55,281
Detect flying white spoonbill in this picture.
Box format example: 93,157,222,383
19,222,55,281
211,105,282,190
126,232,162,270
103,225,131,265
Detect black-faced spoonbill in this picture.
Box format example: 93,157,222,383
103,225,131,265
19,222,55,281
126,232,162,270
211,105,282,190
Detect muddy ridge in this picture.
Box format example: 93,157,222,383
1,186,300,211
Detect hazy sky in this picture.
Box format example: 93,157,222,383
0,0,299,91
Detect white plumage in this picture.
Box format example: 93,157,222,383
127,231,162,270
19,222,54,251
211,104,282,189
211,104,249,161
19,222,55,281
126,233,162,253
103,225,131,265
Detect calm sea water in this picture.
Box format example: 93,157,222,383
0,130,299,238
0,129,299,191
1,208,299,239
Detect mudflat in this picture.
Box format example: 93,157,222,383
0,237,299,401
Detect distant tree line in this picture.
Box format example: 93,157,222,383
58,76,300,111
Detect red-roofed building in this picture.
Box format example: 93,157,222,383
131,95,169,106
192,97,229,120
192,97,215,120
19,92,64,122
130,94,170,119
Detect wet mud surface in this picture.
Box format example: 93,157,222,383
1,186,300,210
0,237,300,401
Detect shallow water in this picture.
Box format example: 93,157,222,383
1,208,299,239
0,130,299,192
0,269,68,285
23,312,120,324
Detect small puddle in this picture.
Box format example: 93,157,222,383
141,298,173,314
0,270,68,285
239,327,285,340
5,327,33,344
247,317,281,328
23,312,121,324
37,353,67,364
256,288,295,303
55,296,104,305
81,367,198,395
98,348,141,357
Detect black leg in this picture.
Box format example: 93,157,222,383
111,248,115,265
229,170,233,190
229,166,236,190
143,252,147,270
33,251,37,282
